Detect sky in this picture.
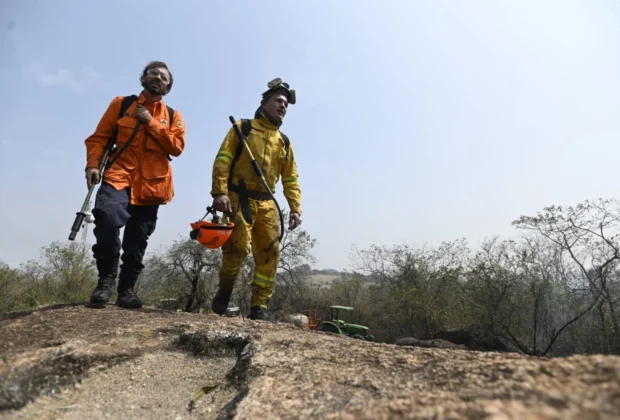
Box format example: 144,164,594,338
1,0,620,271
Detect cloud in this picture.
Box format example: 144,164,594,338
24,62,101,95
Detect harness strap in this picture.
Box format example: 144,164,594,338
228,180,274,225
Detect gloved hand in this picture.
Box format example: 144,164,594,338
85,167,100,189
289,212,302,230
213,194,232,213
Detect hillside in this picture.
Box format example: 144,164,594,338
307,269,378,287
1,304,620,419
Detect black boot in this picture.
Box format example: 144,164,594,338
248,306,270,321
211,289,232,316
89,258,118,307
116,287,143,309
116,268,143,309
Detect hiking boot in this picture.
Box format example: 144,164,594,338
211,289,231,316
116,288,143,309
248,306,270,321
89,258,119,306
89,274,116,306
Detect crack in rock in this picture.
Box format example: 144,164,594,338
173,330,260,419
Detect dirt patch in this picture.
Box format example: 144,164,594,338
2,304,620,419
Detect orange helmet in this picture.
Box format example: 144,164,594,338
189,207,235,249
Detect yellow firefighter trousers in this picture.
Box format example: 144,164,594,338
217,191,280,308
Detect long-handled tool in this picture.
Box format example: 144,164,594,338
68,121,141,241
229,115,285,243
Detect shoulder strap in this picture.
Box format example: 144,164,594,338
236,119,253,159
164,105,175,162
241,119,251,137
229,119,252,177
280,132,290,161
228,119,291,177
105,95,139,170
119,95,138,119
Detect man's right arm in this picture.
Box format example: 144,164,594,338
210,123,241,197
84,97,122,169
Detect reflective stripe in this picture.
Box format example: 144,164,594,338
253,271,275,288
283,177,298,185
216,151,233,162
221,265,240,276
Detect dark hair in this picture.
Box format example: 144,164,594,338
140,60,174,91
261,89,291,107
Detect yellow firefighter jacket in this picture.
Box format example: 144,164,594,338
211,114,302,215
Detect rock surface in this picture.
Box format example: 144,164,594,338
435,327,525,354
395,337,468,351
1,303,619,419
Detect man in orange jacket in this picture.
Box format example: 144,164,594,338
84,61,186,309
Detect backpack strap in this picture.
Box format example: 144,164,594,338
105,95,139,170
280,132,290,161
119,95,138,119
166,105,175,124
228,118,291,178
229,119,252,178
164,105,175,162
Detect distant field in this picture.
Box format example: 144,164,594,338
307,274,339,286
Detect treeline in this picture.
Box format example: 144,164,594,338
310,268,341,276
302,198,620,357
2,201,620,357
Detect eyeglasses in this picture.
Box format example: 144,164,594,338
146,68,170,83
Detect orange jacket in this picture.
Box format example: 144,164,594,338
84,93,186,205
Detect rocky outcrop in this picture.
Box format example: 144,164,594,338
1,304,619,419
435,326,525,354
395,337,468,351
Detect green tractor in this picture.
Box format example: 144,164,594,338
317,305,375,341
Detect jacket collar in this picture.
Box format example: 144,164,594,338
138,91,164,110
256,111,281,131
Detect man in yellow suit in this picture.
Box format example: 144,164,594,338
210,78,303,320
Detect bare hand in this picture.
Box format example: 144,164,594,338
135,104,152,123
213,195,232,213
86,167,100,189
289,212,302,230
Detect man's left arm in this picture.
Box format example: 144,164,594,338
281,142,302,217
144,108,186,157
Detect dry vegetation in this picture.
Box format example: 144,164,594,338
3,200,620,357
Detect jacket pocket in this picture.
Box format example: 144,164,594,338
116,116,144,149
139,151,171,202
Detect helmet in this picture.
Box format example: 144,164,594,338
189,207,235,249
262,78,296,105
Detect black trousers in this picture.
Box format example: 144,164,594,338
91,182,159,290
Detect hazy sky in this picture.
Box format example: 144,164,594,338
1,0,620,271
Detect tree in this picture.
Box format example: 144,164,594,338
41,241,97,302
137,236,221,312
349,239,472,341
269,215,318,314
0,261,23,313
137,211,318,316
464,236,578,356
512,198,620,353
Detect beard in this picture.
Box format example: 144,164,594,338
142,80,167,96
254,106,283,127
